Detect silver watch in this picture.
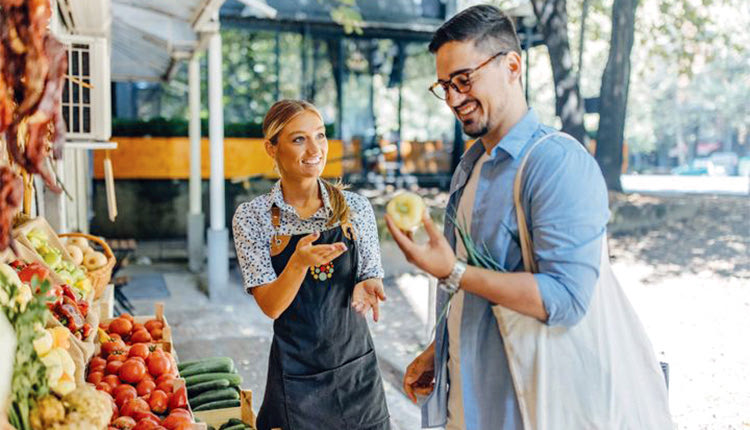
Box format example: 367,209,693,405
438,260,467,294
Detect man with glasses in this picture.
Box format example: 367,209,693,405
385,5,611,429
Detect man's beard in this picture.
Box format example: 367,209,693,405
462,119,489,138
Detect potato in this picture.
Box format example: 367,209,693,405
386,192,426,231
83,251,107,271
66,245,84,266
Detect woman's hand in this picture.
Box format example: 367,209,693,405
403,342,436,404
289,232,348,269
352,278,386,322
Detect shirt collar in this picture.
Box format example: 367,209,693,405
270,178,333,219
487,108,540,160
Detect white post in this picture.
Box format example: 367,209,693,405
206,30,229,298
187,55,205,273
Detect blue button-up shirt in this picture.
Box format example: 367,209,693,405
422,109,610,429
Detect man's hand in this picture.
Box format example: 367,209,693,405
385,212,456,279
403,343,436,404
352,278,387,322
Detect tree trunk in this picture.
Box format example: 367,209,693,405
595,0,638,191
530,0,587,144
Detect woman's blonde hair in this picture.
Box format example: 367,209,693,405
263,99,350,227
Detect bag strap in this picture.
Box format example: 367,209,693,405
513,132,577,273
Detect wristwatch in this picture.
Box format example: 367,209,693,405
438,260,467,294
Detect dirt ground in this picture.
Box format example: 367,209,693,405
606,194,749,429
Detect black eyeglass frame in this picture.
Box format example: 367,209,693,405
428,50,510,100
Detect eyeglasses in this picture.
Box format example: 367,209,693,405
428,50,509,100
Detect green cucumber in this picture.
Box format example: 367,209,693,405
187,379,232,398
189,388,240,408
221,425,248,430
219,418,246,430
185,372,243,387
178,356,234,372
180,358,235,377
193,399,241,411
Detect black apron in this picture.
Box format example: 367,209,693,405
256,206,390,430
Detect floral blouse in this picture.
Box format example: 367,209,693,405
232,179,384,291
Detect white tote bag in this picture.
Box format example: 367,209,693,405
492,133,673,429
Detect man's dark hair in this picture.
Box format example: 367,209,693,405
429,5,522,55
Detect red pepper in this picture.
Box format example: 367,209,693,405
9,260,24,270
61,284,76,301
81,323,92,339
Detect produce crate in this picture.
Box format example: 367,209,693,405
193,389,256,429
97,302,174,356
95,283,114,320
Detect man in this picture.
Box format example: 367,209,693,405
384,5,611,429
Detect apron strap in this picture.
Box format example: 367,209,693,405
512,132,579,273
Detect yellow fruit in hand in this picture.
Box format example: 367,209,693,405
386,192,426,231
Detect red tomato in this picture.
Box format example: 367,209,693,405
167,408,190,418
132,421,158,430
130,329,153,344
148,389,169,414
102,339,128,357
156,380,173,394
144,320,163,332
107,360,124,375
96,381,113,395
168,385,187,411
147,353,171,377
112,384,137,400
91,356,107,368
109,333,122,340
132,410,161,424
109,318,133,336
120,313,135,323
115,388,138,408
136,379,156,397
160,413,192,430
112,416,137,429
129,343,151,360
17,262,49,285
108,352,127,363
87,371,105,385
104,374,121,388
154,373,173,385
120,397,149,418
149,328,163,340
119,360,148,384
100,321,110,330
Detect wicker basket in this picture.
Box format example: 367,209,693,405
59,233,115,299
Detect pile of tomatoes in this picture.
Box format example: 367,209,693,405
87,313,194,430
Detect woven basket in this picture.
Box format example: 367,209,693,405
59,233,115,300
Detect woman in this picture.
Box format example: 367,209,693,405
232,100,390,430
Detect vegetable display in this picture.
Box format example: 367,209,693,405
179,357,243,412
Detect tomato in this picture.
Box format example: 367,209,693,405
149,328,163,340
108,351,128,363
136,379,156,397
115,388,138,408
156,380,173,394
148,389,169,414
109,318,133,336
18,262,50,285
129,343,151,360
112,384,137,399
144,320,163,332
120,397,149,418
119,359,148,384
107,360,124,375
100,321,110,330
147,353,171,377
160,413,192,430
96,381,113,395
167,408,190,418
132,420,159,430
154,372,173,385
120,313,135,323
112,416,137,429
103,374,120,387
132,322,146,332
91,356,107,369
168,385,187,411
109,333,122,340
130,329,152,344
102,339,127,357
87,371,104,385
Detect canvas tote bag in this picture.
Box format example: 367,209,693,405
491,132,672,429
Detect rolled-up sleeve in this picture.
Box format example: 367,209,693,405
350,195,385,282
524,140,610,327
232,203,278,292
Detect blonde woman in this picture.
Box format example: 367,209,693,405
232,100,390,430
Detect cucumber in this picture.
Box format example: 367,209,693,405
178,357,234,373
180,358,235,377
193,399,241,411
219,418,245,430
185,372,243,387
222,425,248,430
187,379,232,398
189,388,240,408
